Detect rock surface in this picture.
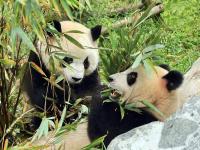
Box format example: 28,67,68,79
108,58,200,150
108,96,200,150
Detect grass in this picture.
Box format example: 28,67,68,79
160,0,200,72
87,0,200,74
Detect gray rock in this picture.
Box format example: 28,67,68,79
108,96,200,150
159,118,198,148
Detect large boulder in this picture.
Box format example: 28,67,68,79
108,58,200,150
108,96,200,150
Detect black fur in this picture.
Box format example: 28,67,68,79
88,94,157,147
159,64,170,71
22,51,101,128
127,72,137,86
91,25,102,41
47,20,62,36
84,57,89,69
162,70,183,91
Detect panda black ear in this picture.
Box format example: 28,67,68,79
46,20,62,36
91,25,102,41
159,64,170,71
162,70,183,91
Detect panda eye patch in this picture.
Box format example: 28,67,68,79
84,57,89,69
62,57,73,67
63,57,73,64
127,72,137,86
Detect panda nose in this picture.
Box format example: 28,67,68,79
72,77,82,82
108,76,114,82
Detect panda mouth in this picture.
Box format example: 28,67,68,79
110,89,122,99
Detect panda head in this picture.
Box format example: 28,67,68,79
108,64,183,107
38,20,101,84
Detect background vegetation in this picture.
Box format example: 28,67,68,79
0,0,199,149
87,0,200,75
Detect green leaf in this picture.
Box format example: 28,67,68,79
143,44,165,53
119,104,125,120
141,100,165,117
101,88,112,97
131,53,142,69
31,117,47,142
85,0,92,10
124,103,142,114
51,0,62,16
11,27,36,52
82,135,106,150
46,23,62,36
48,119,56,129
56,106,67,134
66,30,84,34
31,16,45,41
55,75,64,84
143,59,154,77
103,99,113,103
63,34,84,49
0,58,16,66
80,104,88,114
60,0,74,21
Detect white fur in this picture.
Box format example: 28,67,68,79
32,122,90,150
37,21,99,84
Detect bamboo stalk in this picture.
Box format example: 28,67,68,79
101,4,164,34
109,2,144,15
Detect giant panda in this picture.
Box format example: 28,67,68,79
22,20,102,128
87,64,184,147
32,64,183,149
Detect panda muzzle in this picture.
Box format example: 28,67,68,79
110,89,122,99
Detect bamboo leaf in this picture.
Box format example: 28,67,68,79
30,62,47,77
53,83,65,91
0,58,16,66
66,30,84,34
141,100,165,117
48,119,56,129
119,104,125,120
80,104,88,114
51,0,62,16
143,44,165,53
101,88,112,97
143,59,154,77
82,135,106,150
31,16,45,41
131,53,142,69
47,22,62,36
43,119,49,137
56,106,67,134
60,0,74,21
103,99,113,103
38,118,48,139
85,0,92,10
63,34,84,49
55,75,64,84
11,27,36,52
